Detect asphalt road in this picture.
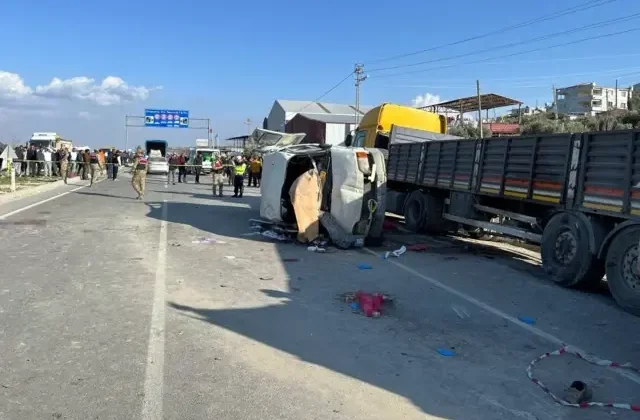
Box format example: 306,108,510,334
0,171,639,420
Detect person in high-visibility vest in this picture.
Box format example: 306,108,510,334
131,148,149,200
232,156,247,198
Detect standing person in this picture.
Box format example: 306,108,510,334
130,148,148,200
223,154,233,186
232,156,247,198
36,147,45,176
98,150,106,176
211,156,225,197
110,148,120,181
42,147,52,177
89,149,100,186
77,150,86,180
247,157,255,187
106,149,113,179
168,153,178,185
194,152,203,184
69,148,78,177
82,149,91,180
59,146,70,184
250,156,262,188
178,153,188,183
52,148,59,177
27,145,37,176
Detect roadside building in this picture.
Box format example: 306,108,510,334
285,113,360,145
556,83,632,116
266,99,372,132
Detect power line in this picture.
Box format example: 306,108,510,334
379,65,640,86
368,12,640,73
366,0,617,65
371,27,640,80
297,71,355,112
460,52,640,66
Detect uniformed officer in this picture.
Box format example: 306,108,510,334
212,157,226,197
89,149,100,187
232,156,247,198
59,146,70,184
131,148,149,200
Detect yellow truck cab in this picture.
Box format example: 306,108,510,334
346,103,446,149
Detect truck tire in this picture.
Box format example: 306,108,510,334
403,191,426,233
422,193,447,234
541,212,604,287
605,226,640,316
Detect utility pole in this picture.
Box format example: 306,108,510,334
615,79,619,110
354,64,367,126
477,80,483,138
552,85,558,120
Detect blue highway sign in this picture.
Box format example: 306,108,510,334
144,109,189,128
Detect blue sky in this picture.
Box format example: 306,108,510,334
1,0,639,147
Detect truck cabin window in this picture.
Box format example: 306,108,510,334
353,130,367,147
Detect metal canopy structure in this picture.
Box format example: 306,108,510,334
421,93,522,114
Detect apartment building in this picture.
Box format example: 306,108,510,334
556,82,631,116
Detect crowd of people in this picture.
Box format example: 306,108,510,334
10,145,130,185
163,152,263,198
5,144,265,201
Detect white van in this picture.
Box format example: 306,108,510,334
258,130,386,246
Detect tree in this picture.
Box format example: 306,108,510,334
448,122,491,138
630,94,640,112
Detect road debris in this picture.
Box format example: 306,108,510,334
192,237,226,245
320,211,364,249
259,276,273,281
382,219,398,231
563,381,592,404
262,230,289,241
518,316,536,325
384,245,406,259
406,243,428,252
282,258,299,263
357,263,373,270
452,305,470,319
307,245,326,253
343,291,392,317
224,256,236,260
527,346,640,411
437,348,456,357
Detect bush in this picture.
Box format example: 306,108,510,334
448,123,491,138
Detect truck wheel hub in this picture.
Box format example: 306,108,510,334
554,231,577,265
621,245,640,290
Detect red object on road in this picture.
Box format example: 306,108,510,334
356,291,384,317
406,243,428,251
382,219,398,231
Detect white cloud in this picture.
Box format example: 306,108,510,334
35,75,161,106
0,71,160,107
77,111,94,120
411,93,441,108
0,72,33,99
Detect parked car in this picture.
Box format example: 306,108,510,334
148,156,169,175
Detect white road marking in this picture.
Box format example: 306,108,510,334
363,247,640,385
141,199,168,420
0,179,105,220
